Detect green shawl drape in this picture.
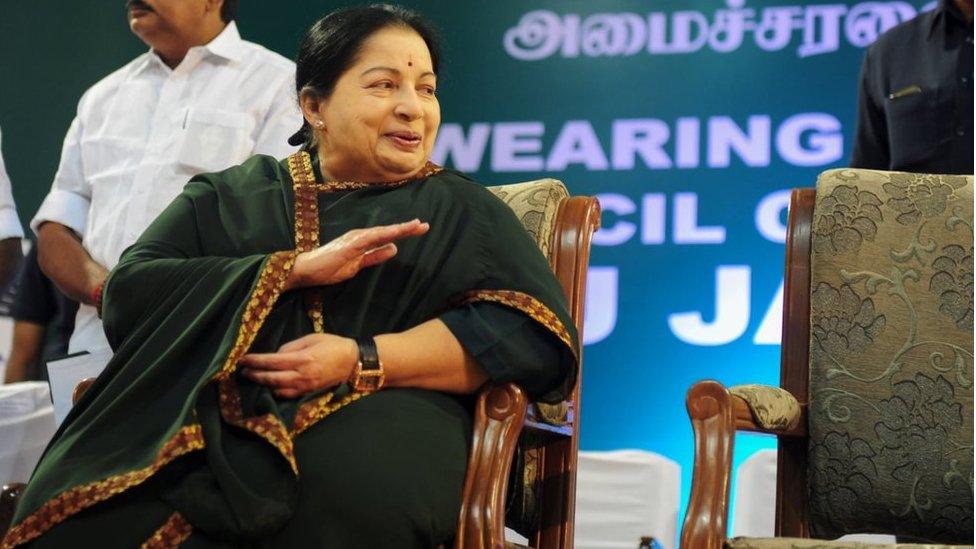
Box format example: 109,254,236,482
3,151,577,547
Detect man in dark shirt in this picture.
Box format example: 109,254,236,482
2,245,77,383
851,0,974,174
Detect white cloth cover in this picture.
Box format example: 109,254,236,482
0,382,56,486
574,450,680,549
731,449,896,544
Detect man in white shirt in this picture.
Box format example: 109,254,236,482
32,0,301,356
0,127,24,289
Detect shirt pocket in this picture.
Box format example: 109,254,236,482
885,84,952,168
177,108,256,174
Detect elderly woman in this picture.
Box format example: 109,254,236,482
4,5,576,549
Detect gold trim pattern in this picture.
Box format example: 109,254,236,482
314,160,443,192
291,391,367,436
287,152,325,333
288,150,442,194
216,378,297,473
140,512,193,549
210,251,300,473
213,251,297,381
457,290,577,357
1,426,205,549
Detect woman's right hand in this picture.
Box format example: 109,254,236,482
285,219,429,290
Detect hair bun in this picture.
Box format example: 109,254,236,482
288,124,309,147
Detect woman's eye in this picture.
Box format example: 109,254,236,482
373,81,395,90
420,86,437,96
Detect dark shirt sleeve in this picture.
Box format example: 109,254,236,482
10,245,56,325
851,47,890,170
440,301,571,401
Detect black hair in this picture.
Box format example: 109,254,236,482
220,0,238,22
287,4,442,146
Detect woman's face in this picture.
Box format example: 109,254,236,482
305,26,441,182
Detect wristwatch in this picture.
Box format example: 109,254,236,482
350,337,385,392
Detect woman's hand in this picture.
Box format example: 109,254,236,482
239,333,359,398
285,219,429,290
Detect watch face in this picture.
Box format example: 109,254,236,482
355,370,385,392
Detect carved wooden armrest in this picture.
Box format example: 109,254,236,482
728,384,806,437
73,377,97,405
456,382,528,549
681,380,807,549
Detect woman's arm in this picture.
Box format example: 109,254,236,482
239,318,488,398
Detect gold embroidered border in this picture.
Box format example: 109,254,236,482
213,251,297,381
216,378,297,474
291,391,367,436
210,251,300,473
287,151,443,194
287,152,325,333
315,161,443,192
140,512,193,549
457,290,577,357
2,426,205,549
287,152,319,254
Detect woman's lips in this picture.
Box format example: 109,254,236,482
385,132,422,150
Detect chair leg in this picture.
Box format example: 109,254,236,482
456,383,528,549
533,436,576,549
680,381,736,549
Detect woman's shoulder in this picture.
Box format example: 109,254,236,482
422,169,512,213
185,154,289,197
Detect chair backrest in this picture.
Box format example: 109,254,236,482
486,179,599,548
805,169,973,543
488,179,567,264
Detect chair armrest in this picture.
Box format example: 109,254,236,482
73,377,97,405
456,382,528,549
681,381,806,549
1,483,26,537
729,384,806,437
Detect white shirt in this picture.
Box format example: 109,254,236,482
0,128,25,240
31,22,301,354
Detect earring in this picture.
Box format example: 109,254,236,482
315,120,325,128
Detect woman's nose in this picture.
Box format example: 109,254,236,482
394,89,423,121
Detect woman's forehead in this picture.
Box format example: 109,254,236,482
354,27,434,74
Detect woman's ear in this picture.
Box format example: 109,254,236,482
299,88,327,130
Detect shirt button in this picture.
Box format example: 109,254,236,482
963,76,971,85
957,127,967,136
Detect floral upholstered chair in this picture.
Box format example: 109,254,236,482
680,170,973,549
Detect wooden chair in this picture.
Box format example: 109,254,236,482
1,182,601,549
458,180,599,549
681,169,973,548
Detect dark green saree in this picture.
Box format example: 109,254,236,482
3,151,577,548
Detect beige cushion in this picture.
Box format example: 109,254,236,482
487,179,568,261
726,537,973,549
729,384,801,431
807,170,973,542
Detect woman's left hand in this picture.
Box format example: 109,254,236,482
239,333,358,398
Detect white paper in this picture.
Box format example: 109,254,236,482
46,349,112,425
